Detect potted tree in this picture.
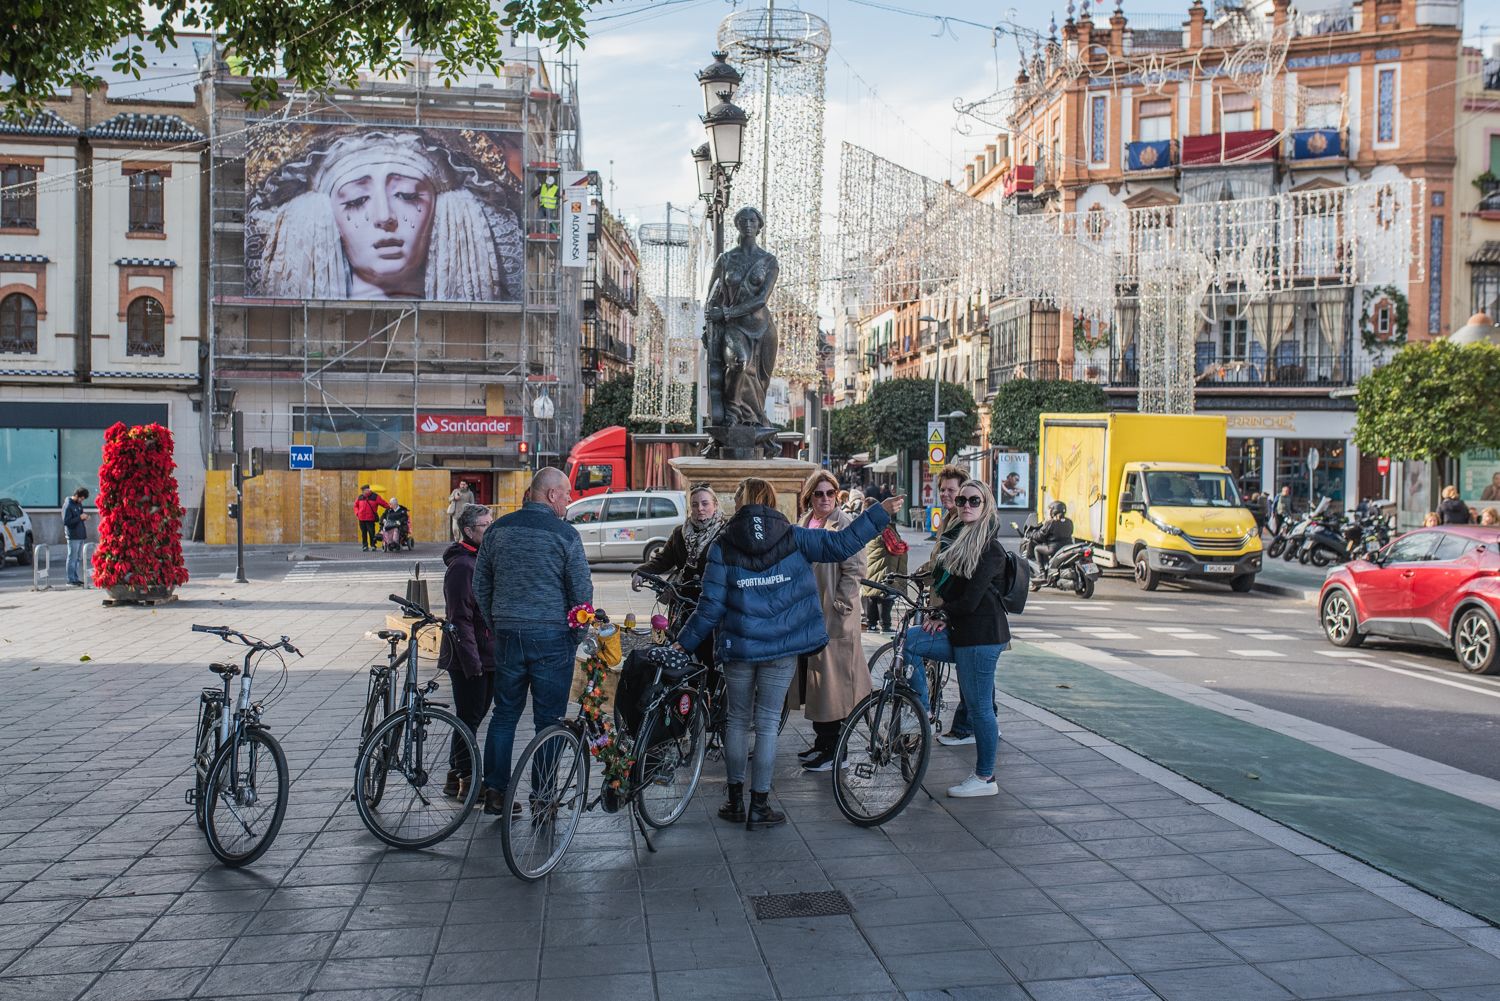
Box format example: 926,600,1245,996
93,422,189,603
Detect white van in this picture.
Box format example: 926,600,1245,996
565,490,684,564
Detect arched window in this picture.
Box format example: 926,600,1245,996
126,296,165,356
0,292,37,354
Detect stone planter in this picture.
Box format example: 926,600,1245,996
105,584,177,605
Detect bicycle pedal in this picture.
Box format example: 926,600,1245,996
184,788,196,806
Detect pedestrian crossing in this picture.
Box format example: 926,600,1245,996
281,561,423,586
1010,617,1317,660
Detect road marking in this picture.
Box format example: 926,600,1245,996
1173,632,1217,640
1224,627,1271,634
1149,627,1195,634
1317,649,1370,659
1229,649,1285,658
1013,631,1061,639
1359,662,1500,700
1143,649,1195,657
1389,658,1500,689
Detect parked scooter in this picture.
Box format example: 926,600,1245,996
1013,518,1101,599
1281,497,1330,562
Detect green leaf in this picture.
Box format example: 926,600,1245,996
988,379,1109,451
1354,342,1500,461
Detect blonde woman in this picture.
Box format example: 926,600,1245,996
902,480,1009,798
791,470,870,772
1439,485,1471,525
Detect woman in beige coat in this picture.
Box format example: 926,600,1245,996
791,470,870,771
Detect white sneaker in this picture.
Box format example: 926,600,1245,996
938,732,976,747
947,774,998,798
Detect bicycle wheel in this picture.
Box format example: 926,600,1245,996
832,687,931,827
357,670,395,808
203,728,289,867
193,695,221,831
867,641,898,686
501,724,588,881
636,700,708,829
355,707,478,850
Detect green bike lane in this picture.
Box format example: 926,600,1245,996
998,640,1500,927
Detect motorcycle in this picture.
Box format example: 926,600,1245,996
1265,512,1292,559
1012,519,1101,599
1281,497,1331,562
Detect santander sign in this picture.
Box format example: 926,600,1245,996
417,413,522,436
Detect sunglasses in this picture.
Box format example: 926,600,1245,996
954,495,985,508
812,489,839,498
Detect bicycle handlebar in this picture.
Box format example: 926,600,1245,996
859,578,921,605
631,570,699,607
191,624,302,657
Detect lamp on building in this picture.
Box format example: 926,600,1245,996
692,142,715,203
702,92,749,171
1449,311,1500,346
696,50,742,116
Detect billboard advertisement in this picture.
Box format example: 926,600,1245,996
994,451,1030,509
245,125,526,302
559,170,590,269
1461,449,1500,512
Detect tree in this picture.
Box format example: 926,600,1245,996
864,378,979,455
989,379,1108,451
828,402,872,458
3,0,597,121
92,422,189,594
579,374,693,439
1354,340,1500,460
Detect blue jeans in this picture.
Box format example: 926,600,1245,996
66,539,85,585
482,630,575,794
948,693,1000,739
902,627,1004,779
724,657,797,794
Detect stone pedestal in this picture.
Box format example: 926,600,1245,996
669,455,819,521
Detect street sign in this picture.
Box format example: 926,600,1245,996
1377,456,1391,475
289,445,314,470
927,420,946,474
1307,447,1321,472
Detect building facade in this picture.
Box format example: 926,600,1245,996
1,41,212,542
581,205,639,401
1454,44,1500,325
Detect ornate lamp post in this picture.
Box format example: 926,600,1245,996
694,51,747,259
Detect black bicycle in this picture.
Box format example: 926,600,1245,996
500,613,710,881
356,628,408,809
865,572,949,734
188,624,296,866
352,595,479,849
832,578,935,827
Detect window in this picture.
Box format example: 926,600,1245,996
58,429,104,505
0,292,37,354
1376,67,1398,145
574,463,612,490
1431,532,1478,562
1089,95,1109,164
1138,99,1172,142
1220,308,1248,360
603,496,641,522
1220,91,1256,132
126,296,166,356
0,429,59,505
567,497,603,524
128,171,165,233
0,164,36,228
1474,265,1500,319
1381,531,1436,564
1300,84,1343,129
647,497,678,519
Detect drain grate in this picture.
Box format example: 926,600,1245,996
750,890,853,920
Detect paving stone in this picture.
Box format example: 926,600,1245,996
1144,963,1295,1000
1215,925,1358,963
1072,904,1200,939
1372,948,1500,990
77,966,209,1001
1103,931,1242,972
1024,974,1162,1001
1257,955,1417,997
992,939,1133,981
1321,920,1465,955
655,964,777,1001
882,948,1016,992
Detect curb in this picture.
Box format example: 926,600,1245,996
1254,579,1321,601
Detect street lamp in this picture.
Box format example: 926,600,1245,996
696,50,742,116
919,314,946,422
692,142,715,203
702,92,749,172
692,52,748,261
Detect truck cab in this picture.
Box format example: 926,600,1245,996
1117,463,1262,592
564,426,627,501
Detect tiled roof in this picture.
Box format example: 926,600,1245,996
0,254,49,264
116,258,177,268
0,110,79,138
86,113,203,143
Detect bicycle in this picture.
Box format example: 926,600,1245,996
831,577,936,827
355,628,408,809
188,624,296,867
865,572,950,735
500,612,711,881
352,594,479,849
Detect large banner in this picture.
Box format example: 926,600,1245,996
995,452,1031,509
245,125,525,302
1461,449,1500,511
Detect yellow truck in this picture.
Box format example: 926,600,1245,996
1037,413,1263,593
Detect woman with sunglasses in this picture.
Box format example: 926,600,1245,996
901,480,1009,798
789,470,870,772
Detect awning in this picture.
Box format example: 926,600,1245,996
1468,241,1500,266
869,454,899,474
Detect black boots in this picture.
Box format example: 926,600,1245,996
718,782,745,823
443,769,463,798
746,791,785,830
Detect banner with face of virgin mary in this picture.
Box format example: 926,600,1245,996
245,126,525,303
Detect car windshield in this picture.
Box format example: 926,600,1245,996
1143,471,1243,508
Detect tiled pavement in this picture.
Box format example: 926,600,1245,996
1,572,1498,1001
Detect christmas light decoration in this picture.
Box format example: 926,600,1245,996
631,219,701,425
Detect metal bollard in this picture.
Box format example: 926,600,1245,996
81,543,96,588
31,545,51,591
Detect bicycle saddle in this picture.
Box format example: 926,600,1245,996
208,662,240,677
376,629,406,641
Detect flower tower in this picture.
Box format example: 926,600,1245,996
93,422,189,599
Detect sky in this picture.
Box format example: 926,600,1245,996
574,0,1496,235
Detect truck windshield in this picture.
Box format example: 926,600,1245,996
1143,471,1243,508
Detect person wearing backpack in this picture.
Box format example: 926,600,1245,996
901,479,1009,798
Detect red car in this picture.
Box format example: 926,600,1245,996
1320,526,1500,674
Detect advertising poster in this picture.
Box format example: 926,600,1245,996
1461,449,1500,510
245,125,525,302
994,452,1030,509
559,170,590,269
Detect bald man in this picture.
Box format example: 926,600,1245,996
473,466,594,815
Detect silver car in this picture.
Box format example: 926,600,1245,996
565,491,684,564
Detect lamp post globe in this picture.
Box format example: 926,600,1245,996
696,50,742,116
702,94,749,171
692,142,715,203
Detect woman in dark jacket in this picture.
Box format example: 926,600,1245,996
901,479,1008,799
1439,485,1471,525
438,503,494,800
634,483,727,623
676,477,903,829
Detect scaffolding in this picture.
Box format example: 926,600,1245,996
206,44,584,474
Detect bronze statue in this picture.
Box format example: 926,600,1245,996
703,207,779,450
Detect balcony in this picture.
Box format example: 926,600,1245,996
1125,14,1187,52
1291,7,1358,36
1288,128,1346,162
1080,351,1379,389
1181,130,1279,167
1002,164,1035,197
987,359,1060,395
597,272,637,312
1125,139,1177,172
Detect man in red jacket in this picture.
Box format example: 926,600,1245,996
353,484,387,551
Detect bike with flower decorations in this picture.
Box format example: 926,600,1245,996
500,602,710,881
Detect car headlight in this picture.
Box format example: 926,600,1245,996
1147,513,1183,536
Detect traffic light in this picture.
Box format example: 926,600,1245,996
227,502,240,521
518,441,530,456
248,446,264,480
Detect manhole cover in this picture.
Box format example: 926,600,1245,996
750,890,853,920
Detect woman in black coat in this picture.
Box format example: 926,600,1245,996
1439,485,1471,525
438,503,494,799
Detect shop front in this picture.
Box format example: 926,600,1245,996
1202,408,1364,513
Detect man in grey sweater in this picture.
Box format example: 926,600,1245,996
473,466,594,815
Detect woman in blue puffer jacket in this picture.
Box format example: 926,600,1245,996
676,477,905,830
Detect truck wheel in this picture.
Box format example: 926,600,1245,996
1230,574,1255,593
642,541,664,565
1133,551,1160,591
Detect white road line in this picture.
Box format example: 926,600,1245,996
1149,627,1195,634
1143,649,1195,657
1229,649,1285,658
1173,632,1217,640
1224,627,1271,634
1360,662,1500,700
1388,658,1500,689
1317,649,1370,659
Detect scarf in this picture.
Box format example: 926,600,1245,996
682,511,726,570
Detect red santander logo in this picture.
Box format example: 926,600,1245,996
416,413,521,436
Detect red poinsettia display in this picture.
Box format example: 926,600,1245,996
92,422,190,591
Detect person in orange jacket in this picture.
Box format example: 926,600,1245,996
353,484,388,551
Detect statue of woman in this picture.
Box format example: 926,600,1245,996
703,207,780,428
